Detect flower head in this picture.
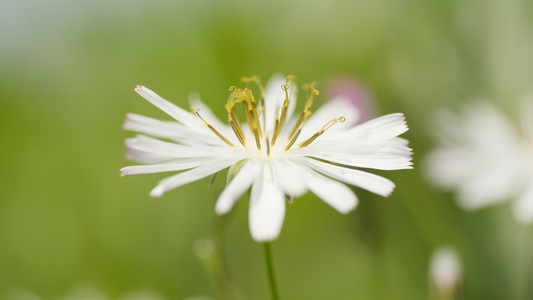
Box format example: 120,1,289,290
429,247,462,298
121,75,412,241
425,99,533,223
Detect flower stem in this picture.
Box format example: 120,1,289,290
263,242,281,300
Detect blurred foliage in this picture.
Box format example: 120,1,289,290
1,0,533,299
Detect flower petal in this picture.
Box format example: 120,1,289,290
215,161,260,215
124,113,188,140
263,74,298,134
332,113,408,144
248,165,286,242
189,95,239,145
304,167,358,213
325,149,413,170
271,159,308,197
150,158,237,197
300,157,396,197
125,148,175,164
293,144,413,170
121,158,215,176
135,85,202,127
298,97,360,142
126,135,240,159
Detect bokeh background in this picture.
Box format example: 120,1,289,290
1,0,533,299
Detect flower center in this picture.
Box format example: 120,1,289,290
194,75,345,156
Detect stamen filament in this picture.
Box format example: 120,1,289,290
285,128,303,151
271,107,282,146
266,136,271,156
241,90,263,150
271,82,291,147
195,109,235,147
244,75,266,128
286,84,317,143
226,90,247,147
299,117,346,148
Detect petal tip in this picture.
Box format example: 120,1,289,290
214,203,230,215
339,200,358,214
150,186,165,197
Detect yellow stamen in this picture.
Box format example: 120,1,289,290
266,136,271,156
240,89,263,150
285,127,303,151
286,84,317,142
242,75,266,126
299,117,346,148
271,80,293,146
195,109,235,147
225,92,246,147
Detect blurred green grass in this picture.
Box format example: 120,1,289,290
1,0,533,299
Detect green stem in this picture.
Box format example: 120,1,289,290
263,242,281,300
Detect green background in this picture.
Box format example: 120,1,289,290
1,0,533,299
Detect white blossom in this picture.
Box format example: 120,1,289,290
425,99,533,223
429,247,462,296
121,75,412,241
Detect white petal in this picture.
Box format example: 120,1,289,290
215,161,260,215
189,95,239,145
426,148,522,210
135,85,202,127
462,101,521,149
294,144,413,170
125,148,175,164
455,170,517,210
271,159,308,197
512,184,533,224
263,74,298,134
150,158,237,197
123,113,188,140
304,167,358,213
424,148,478,188
121,158,214,176
298,97,360,142
248,165,286,242
336,113,408,144
126,135,237,158
432,102,520,153
301,157,396,197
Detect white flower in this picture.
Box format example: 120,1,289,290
425,99,533,223
121,75,412,241
429,247,462,296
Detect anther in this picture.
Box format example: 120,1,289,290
286,75,296,83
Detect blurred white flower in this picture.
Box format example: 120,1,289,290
425,99,533,223
429,247,462,297
121,75,412,241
